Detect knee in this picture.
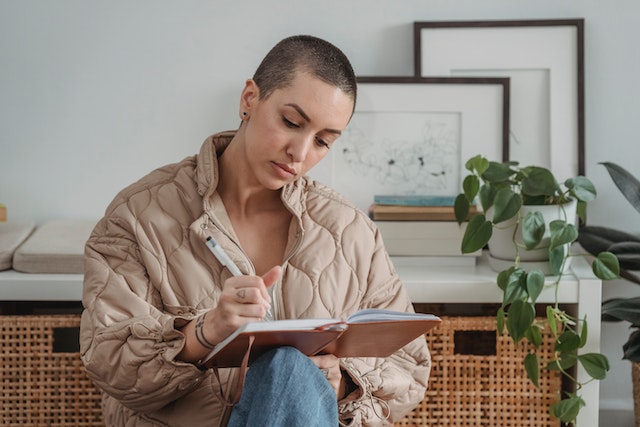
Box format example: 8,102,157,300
258,346,311,374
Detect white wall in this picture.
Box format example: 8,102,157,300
2,1,639,422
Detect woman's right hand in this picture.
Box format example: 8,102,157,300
203,265,282,345
178,265,282,363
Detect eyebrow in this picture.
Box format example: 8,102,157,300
285,103,342,135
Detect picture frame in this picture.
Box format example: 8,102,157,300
414,19,585,178
309,76,510,212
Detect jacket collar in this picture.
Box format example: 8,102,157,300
195,132,305,218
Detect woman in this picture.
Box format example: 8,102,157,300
80,35,431,427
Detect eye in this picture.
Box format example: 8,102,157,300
282,117,299,128
315,137,330,149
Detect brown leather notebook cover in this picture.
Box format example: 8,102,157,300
204,328,344,368
320,319,439,358
202,311,441,368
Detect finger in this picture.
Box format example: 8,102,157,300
250,265,281,303
235,288,271,313
261,265,282,290
311,353,339,367
315,364,341,396
217,285,268,319
224,275,270,302
218,294,268,323
234,287,263,303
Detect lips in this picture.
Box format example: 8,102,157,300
272,161,297,177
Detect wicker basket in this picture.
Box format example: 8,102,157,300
1,314,561,426
394,316,562,427
0,315,104,426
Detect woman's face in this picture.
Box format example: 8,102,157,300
241,72,354,190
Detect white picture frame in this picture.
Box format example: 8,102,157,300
309,77,509,213
414,19,585,179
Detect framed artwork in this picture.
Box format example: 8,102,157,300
310,77,509,212
414,19,585,178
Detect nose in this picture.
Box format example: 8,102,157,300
286,136,313,163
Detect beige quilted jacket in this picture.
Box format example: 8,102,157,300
80,132,431,426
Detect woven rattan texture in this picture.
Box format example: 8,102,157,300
1,315,104,426
395,316,562,427
2,314,562,426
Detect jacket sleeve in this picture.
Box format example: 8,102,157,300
337,226,431,426
79,213,205,412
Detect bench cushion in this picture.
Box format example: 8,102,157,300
0,221,35,271
12,220,96,274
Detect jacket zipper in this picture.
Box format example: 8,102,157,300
202,213,256,275
273,227,304,319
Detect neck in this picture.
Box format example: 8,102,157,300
217,132,282,217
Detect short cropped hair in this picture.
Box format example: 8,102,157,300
252,35,357,111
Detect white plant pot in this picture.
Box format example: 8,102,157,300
486,198,577,275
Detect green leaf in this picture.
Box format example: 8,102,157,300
482,161,513,183
503,269,528,305
547,353,578,371
601,162,640,215
577,199,588,223
565,176,598,203
579,318,588,349
549,245,567,276
454,193,470,224
522,211,545,249
592,252,620,280
462,175,480,204
623,330,640,362
520,167,559,197
479,183,497,212
497,267,515,291
547,306,558,337
524,353,539,387
526,270,544,303
609,242,640,269
555,329,582,353
550,395,585,423
460,214,493,254
466,154,490,175
506,300,535,344
549,220,578,250
525,324,543,348
578,225,640,255
491,188,522,224
577,353,610,380
612,252,640,270
497,306,505,335
602,297,640,324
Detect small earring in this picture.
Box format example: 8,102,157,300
242,111,248,118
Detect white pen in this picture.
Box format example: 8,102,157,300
205,236,243,276
205,236,274,320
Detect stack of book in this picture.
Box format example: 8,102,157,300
370,195,481,262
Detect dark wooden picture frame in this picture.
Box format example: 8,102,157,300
414,19,585,177
317,76,509,211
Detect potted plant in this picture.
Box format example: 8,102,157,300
454,154,621,425
578,162,640,425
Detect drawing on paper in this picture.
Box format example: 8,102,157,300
333,111,461,210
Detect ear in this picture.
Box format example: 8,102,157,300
240,79,260,115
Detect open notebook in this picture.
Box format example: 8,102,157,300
201,308,441,368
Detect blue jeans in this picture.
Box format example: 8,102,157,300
227,347,339,427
